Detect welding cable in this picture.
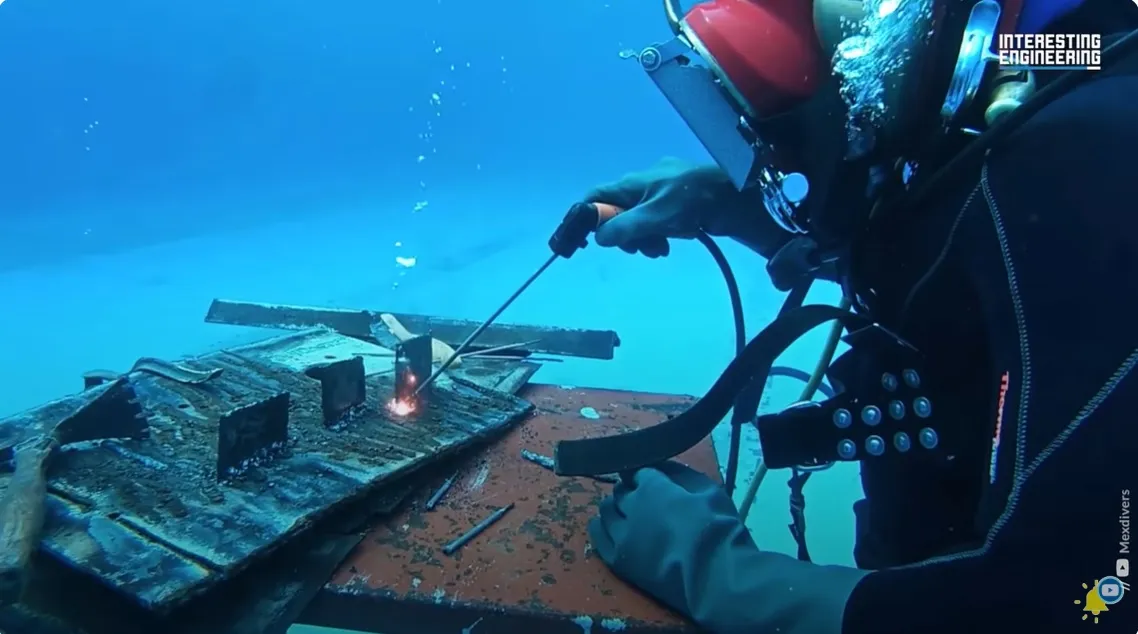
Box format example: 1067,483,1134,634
691,231,835,499
694,232,747,356
553,209,847,480
721,279,811,496
555,305,873,476
584,204,819,494
769,365,837,400
685,232,816,498
693,232,746,498
695,228,837,500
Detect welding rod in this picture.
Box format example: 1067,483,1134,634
425,474,457,510
520,449,620,484
414,201,620,398
520,448,556,470
413,254,559,397
442,503,515,555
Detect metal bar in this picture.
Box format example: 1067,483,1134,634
424,475,456,511
441,504,513,555
414,255,559,398
204,299,621,360
520,449,619,484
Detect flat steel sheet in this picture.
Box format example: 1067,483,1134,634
304,384,714,634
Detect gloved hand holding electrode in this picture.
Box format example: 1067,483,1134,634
412,167,739,397
578,158,797,259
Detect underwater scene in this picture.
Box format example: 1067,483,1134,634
0,1,855,633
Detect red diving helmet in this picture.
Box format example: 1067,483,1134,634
636,0,822,233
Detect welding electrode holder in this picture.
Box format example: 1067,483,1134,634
548,202,619,259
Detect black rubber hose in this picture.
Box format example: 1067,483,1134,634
554,305,870,476
693,233,747,495
692,233,813,495
694,233,746,358
722,280,811,494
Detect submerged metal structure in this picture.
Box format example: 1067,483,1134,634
0,328,534,614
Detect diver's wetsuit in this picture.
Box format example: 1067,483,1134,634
839,50,1138,632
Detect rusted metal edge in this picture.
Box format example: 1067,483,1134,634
204,299,621,360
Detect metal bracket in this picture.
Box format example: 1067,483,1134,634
394,335,434,413
216,392,290,481
67,378,150,445
305,356,366,428
0,378,150,473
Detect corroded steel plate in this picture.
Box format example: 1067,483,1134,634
0,329,533,613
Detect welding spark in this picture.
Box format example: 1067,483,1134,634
388,399,415,417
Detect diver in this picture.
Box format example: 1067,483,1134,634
565,0,1138,632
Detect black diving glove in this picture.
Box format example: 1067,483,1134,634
589,461,866,634
583,159,792,258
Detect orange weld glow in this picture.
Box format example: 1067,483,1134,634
388,399,415,416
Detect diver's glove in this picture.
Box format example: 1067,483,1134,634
583,158,792,258
589,461,867,634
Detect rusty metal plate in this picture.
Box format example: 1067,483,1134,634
303,384,714,634
0,329,533,615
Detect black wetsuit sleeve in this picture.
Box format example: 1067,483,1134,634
842,65,1138,633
